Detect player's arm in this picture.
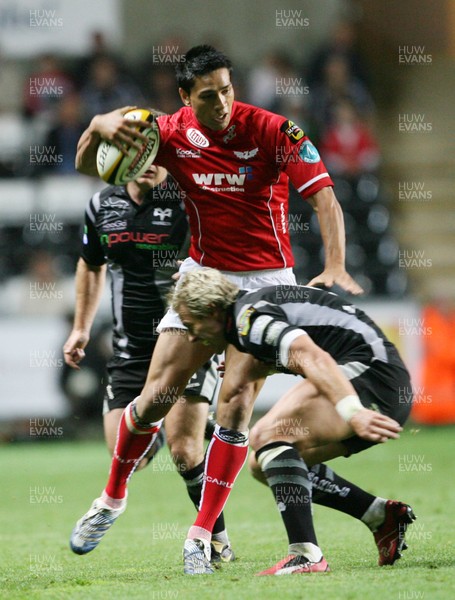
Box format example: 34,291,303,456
63,258,107,369
272,115,363,295
306,186,364,295
75,106,150,175
281,330,402,442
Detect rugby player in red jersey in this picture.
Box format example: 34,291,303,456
70,45,371,574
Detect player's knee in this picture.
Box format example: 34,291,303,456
104,423,118,456
167,435,203,472
106,440,115,456
247,451,266,483
249,420,274,452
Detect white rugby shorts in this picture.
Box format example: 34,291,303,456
157,257,296,331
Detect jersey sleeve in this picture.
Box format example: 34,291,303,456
235,303,307,370
154,114,168,167
80,196,106,266
265,112,334,199
154,113,179,169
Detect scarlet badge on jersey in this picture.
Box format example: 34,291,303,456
280,120,305,144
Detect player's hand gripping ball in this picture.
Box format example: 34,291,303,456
96,108,160,185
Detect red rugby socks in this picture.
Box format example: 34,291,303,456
104,399,162,501
188,425,248,540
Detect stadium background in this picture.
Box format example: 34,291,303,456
0,0,454,433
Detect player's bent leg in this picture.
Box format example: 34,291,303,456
249,379,416,568
103,332,211,499
165,397,208,473
102,364,167,471
69,398,159,556
166,397,236,564
249,378,353,453
293,450,416,566
293,423,417,565
184,348,269,573
178,396,215,577
254,439,328,576
306,463,417,567
71,331,213,556
251,441,416,567
104,408,123,457
248,451,266,484
137,329,214,422
193,348,269,524
249,381,355,575
216,345,269,430
104,408,164,471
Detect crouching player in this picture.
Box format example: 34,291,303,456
172,268,416,575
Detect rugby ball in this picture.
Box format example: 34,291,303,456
96,108,160,185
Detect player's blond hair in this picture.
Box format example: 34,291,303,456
171,268,239,318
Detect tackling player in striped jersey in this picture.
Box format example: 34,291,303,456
172,268,416,575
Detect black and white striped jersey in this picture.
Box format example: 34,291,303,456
225,285,405,373
81,177,188,363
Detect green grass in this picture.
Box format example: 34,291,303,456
0,426,454,599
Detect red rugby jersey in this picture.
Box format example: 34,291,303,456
155,101,333,271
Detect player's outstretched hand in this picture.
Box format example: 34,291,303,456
91,107,150,154
349,409,402,443
63,330,89,370
308,267,364,295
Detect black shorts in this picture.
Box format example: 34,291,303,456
102,357,219,414
338,360,413,456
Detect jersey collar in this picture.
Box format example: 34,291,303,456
190,101,238,142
